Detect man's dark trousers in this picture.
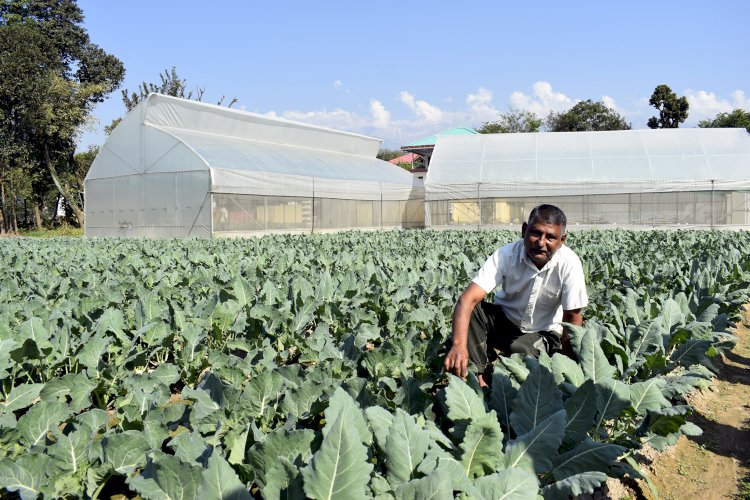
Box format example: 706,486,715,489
465,301,562,378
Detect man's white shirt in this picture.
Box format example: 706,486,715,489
471,240,588,334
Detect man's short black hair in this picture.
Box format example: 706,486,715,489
528,204,567,234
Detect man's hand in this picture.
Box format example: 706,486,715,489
562,308,583,358
446,283,487,379
444,344,470,379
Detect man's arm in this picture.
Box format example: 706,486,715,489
444,283,487,379
561,308,583,357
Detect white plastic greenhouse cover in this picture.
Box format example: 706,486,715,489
85,94,421,236
425,128,750,200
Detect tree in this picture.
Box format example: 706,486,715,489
121,66,236,111
698,109,750,133
0,21,58,230
647,84,689,129
376,148,403,161
106,66,238,134
546,100,631,132
0,1,125,227
74,145,98,185
477,109,542,134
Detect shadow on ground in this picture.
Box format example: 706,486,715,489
722,350,750,380
685,344,750,457
687,410,750,461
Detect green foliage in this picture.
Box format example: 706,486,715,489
698,108,750,133
125,454,202,500
302,409,374,499
385,409,431,484
546,99,631,132
477,109,543,134
0,1,124,228
18,225,83,237
73,144,97,184
647,84,689,128
738,476,750,500
121,67,194,111
460,412,504,478
106,66,239,136
0,229,748,497
114,66,237,122
376,148,403,161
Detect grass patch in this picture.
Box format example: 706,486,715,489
739,476,750,500
18,226,84,238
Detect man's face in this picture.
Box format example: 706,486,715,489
522,220,566,268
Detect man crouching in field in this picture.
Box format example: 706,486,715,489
444,204,588,387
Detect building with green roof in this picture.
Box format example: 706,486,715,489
401,127,478,173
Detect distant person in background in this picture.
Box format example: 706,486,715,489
444,204,588,387
219,203,229,228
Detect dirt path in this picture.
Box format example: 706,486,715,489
624,305,750,499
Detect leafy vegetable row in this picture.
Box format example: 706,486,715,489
0,229,748,499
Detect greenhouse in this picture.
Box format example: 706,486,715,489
424,128,750,228
85,94,423,237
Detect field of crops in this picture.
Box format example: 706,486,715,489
1,229,749,499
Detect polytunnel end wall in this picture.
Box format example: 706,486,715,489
84,170,212,238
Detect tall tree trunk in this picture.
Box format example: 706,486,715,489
8,174,19,232
33,201,42,230
0,157,9,234
44,144,85,226
10,197,19,232
0,163,6,234
0,180,6,235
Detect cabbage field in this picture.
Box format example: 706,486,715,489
1,229,749,499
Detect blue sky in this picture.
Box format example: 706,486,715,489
76,0,749,151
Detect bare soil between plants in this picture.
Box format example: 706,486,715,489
609,305,750,499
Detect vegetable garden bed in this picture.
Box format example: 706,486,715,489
0,229,748,499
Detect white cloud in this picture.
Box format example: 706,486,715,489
265,101,392,134
465,87,499,123
684,90,734,121
682,88,750,122
261,85,749,148
731,90,750,109
333,80,342,89
399,91,443,123
264,108,369,131
601,95,620,112
262,86,517,147
509,81,574,117
370,99,390,129
626,97,653,127
268,83,717,147
599,95,644,127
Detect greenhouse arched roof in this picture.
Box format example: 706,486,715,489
87,94,418,200
425,128,750,198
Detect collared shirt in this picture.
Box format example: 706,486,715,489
472,239,588,334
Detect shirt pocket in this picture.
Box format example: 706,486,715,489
538,285,561,308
